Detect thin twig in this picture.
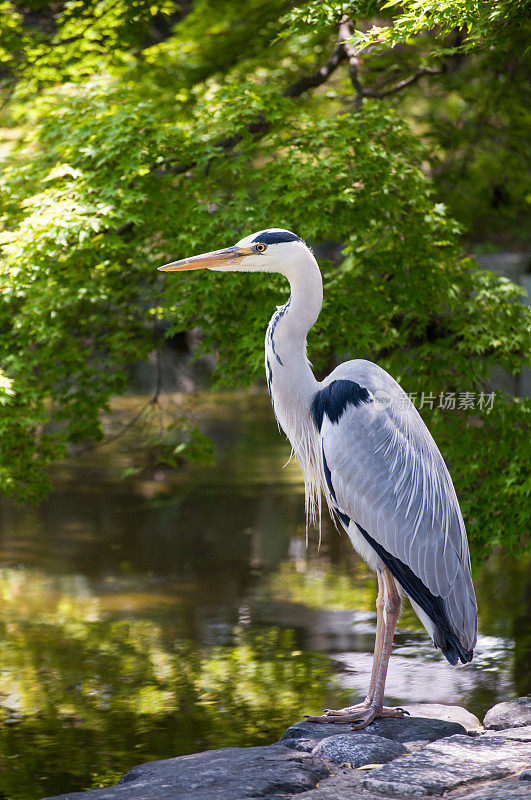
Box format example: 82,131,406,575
338,17,365,111
362,68,442,98
74,399,152,454
282,38,349,97
338,19,441,106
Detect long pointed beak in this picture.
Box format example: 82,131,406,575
158,245,252,272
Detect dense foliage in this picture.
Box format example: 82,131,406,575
0,0,529,559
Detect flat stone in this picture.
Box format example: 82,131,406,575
298,775,531,800
279,715,466,753
312,733,407,767
41,745,330,800
483,698,531,731
279,720,355,752
362,716,467,747
401,703,481,732
361,726,531,796
520,770,531,781
287,769,370,800
484,725,531,742
457,779,531,798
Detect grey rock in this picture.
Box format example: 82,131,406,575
41,745,329,800
457,779,531,799
484,698,531,731
312,733,407,766
401,703,481,732
41,715,530,800
286,769,369,800
278,714,466,753
290,737,322,753
279,720,354,752
362,726,531,797
362,715,467,747
485,726,531,742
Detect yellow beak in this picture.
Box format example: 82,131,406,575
158,245,252,272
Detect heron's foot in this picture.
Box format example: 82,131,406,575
350,704,410,730
304,704,409,727
303,701,370,724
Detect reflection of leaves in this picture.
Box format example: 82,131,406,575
0,570,193,723
0,568,342,798
172,427,216,466
196,628,339,746
119,465,143,479
265,559,377,611
0,537,529,797
106,403,217,478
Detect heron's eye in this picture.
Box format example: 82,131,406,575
254,243,267,253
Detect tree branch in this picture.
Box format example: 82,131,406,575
362,68,442,99
149,26,441,179
282,38,348,97
129,22,442,232
337,19,442,106
152,37,348,177
338,17,365,111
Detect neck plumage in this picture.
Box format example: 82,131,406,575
264,257,325,528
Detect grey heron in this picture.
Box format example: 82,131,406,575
159,228,477,728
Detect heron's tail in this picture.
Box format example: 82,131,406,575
354,522,477,666
435,629,474,665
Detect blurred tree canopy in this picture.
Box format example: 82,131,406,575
0,0,529,559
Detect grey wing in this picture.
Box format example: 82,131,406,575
314,359,477,664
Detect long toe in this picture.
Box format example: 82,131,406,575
303,704,371,724
350,705,410,730
322,703,369,715
380,706,409,717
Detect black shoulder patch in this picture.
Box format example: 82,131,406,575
355,521,473,666
311,380,371,431
252,230,301,244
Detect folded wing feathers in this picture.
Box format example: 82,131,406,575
317,362,476,653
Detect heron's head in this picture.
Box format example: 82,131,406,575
158,228,313,277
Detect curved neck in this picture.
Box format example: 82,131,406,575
264,254,325,529
281,256,323,343
265,255,323,418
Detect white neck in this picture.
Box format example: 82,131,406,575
264,252,325,527
265,252,322,411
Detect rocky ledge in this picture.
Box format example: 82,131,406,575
43,699,531,800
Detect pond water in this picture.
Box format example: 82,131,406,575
0,391,529,800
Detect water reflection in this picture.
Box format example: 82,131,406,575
0,391,528,800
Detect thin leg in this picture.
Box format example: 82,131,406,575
362,569,387,705
312,570,386,717
304,568,409,726
348,569,407,728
